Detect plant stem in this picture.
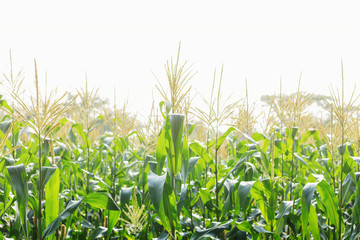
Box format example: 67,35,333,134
86,146,90,197
112,146,117,198
338,61,344,240
112,89,118,199
215,126,219,222
330,109,336,194
38,134,42,240
339,125,344,240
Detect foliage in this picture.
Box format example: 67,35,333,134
1,52,360,240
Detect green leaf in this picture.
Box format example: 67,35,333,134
351,156,360,168
352,174,360,226
236,220,259,239
40,166,57,189
338,144,347,156
341,173,356,207
89,227,107,240
81,169,111,190
188,157,199,174
253,224,272,234
252,132,268,142
159,101,171,118
218,151,256,193
156,128,167,174
294,153,308,166
0,97,12,112
275,201,292,236
250,180,274,225
316,180,340,231
189,141,212,163
181,134,189,184
28,195,39,218
0,195,15,218
290,127,298,140
222,179,236,218
2,171,11,216
199,188,211,205
275,139,286,153
308,204,320,239
168,114,185,176
70,123,90,148
148,171,167,211
45,168,60,240
163,182,179,231
301,182,318,238
177,185,187,216
182,154,199,185
106,210,121,240
190,194,200,207
237,181,255,213
43,200,82,239
215,127,236,150
83,192,120,210
158,231,170,240
242,132,258,145
120,187,133,209
299,129,319,146
190,220,232,240
148,171,172,232
302,182,317,213
7,164,28,239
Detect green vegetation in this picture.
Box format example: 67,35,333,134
1,51,360,240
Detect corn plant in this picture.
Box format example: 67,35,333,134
2,51,360,240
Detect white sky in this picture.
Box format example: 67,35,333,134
1,1,360,120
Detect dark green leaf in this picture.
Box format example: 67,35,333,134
168,114,185,176
40,166,57,189
89,227,107,240
148,171,167,211
43,200,82,239
83,192,119,210
158,231,170,240
190,220,232,240
253,224,271,233
275,201,292,235
237,181,255,212
120,187,133,208
7,164,28,239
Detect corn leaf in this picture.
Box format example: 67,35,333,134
6,164,28,239
42,200,82,239
45,168,60,240
106,210,121,240
82,192,119,210
316,180,340,231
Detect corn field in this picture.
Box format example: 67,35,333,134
1,52,360,240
